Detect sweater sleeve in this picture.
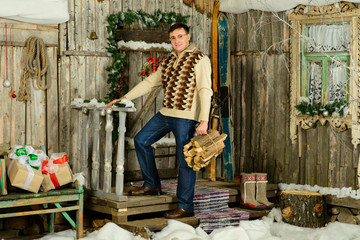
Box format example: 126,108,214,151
124,66,163,101
196,55,213,121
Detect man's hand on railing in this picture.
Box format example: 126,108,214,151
106,97,126,108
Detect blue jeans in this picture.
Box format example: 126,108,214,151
134,112,197,211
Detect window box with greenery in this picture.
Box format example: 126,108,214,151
289,2,360,147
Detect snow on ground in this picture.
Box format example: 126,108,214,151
38,208,360,240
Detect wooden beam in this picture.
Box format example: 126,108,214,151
116,29,169,44
62,50,110,57
325,195,360,209
0,41,58,47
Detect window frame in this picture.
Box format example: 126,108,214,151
289,2,360,147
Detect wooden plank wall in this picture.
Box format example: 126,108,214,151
3,1,355,189
0,19,59,153
58,0,213,177
228,10,359,188
0,0,214,182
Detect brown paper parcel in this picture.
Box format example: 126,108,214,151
0,158,7,195
8,159,44,193
42,162,73,192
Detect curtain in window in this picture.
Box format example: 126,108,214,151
306,24,349,103
329,61,347,102
308,62,322,104
306,24,350,52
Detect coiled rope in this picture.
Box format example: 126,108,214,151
18,36,49,102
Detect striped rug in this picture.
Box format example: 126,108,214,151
133,179,249,233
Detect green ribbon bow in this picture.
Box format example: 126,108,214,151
15,147,27,156
27,154,41,170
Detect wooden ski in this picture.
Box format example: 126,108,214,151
209,0,220,181
218,12,234,181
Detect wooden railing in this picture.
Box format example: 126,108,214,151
71,103,136,202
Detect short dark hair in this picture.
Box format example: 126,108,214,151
168,23,190,34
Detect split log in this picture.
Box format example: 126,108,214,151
337,207,357,224
198,137,225,159
185,157,194,167
184,148,197,157
202,133,227,149
191,129,220,148
193,156,215,171
199,148,223,164
354,215,360,224
279,190,327,228
183,130,227,171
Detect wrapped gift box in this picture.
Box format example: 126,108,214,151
7,159,44,193
41,153,73,192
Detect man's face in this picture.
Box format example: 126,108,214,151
169,28,191,54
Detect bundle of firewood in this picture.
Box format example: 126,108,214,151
184,129,227,171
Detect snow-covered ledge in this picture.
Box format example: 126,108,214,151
279,183,360,200
117,40,172,52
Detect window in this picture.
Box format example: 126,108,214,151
302,23,350,105
289,2,360,147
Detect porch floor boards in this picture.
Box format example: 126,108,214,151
84,179,277,234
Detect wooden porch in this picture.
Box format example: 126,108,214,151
84,179,277,235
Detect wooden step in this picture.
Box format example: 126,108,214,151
84,179,278,224
85,194,178,223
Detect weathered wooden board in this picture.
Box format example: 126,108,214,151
0,20,58,47
117,29,169,43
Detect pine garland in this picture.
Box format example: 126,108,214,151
295,97,349,117
105,9,189,104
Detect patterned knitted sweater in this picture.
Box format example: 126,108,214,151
124,44,213,122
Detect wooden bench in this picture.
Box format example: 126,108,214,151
0,144,84,238
0,184,84,238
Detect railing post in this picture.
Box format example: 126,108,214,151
80,108,89,188
103,109,113,193
72,100,136,202
91,109,100,191
116,111,127,196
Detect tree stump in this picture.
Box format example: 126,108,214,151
279,190,327,228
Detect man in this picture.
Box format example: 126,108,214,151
107,23,212,218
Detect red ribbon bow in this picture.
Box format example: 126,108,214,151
41,154,68,188
147,54,160,73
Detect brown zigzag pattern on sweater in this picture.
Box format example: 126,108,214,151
161,50,205,111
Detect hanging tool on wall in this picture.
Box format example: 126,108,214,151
3,24,10,89
18,36,49,102
2,24,17,99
